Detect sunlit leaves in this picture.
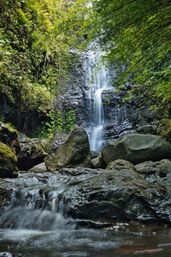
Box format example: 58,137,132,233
91,0,171,115
0,0,79,133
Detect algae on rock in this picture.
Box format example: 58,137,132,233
0,142,17,178
45,127,90,171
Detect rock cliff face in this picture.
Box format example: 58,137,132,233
55,52,161,148
102,85,162,144
54,52,89,128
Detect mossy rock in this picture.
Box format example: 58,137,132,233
0,123,18,146
17,133,47,170
0,142,17,178
157,119,171,143
45,127,90,171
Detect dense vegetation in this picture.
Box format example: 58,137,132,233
0,0,170,137
0,0,86,135
90,0,171,116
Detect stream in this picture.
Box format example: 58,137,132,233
0,172,171,257
1,224,171,257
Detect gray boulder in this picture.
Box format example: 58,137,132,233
17,133,47,170
102,134,171,165
29,162,48,172
135,159,171,176
106,159,136,171
135,159,171,194
45,127,90,171
1,165,171,226
63,167,171,224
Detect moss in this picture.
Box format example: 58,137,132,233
0,123,18,136
157,118,171,142
0,142,17,161
4,123,18,135
0,123,18,148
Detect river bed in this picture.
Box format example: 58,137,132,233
0,172,171,257
0,223,171,257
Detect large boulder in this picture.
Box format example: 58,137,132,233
0,142,17,178
17,133,47,170
135,159,171,176
61,167,171,224
0,164,171,227
135,159,171,194
102,134,171,165
45,127,90,171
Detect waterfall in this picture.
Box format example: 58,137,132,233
85,46,111,153
0,179,70,231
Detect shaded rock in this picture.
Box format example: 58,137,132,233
65,167,171,224
45,127,90,171
161,173,171,194
59,167,98,177
0,123,18,146
0,142,18,178
0,187,12,215
102,134,171,165
0,123,20,154
106,159,136,171
136,124,158,135
17,133,47,170
40,139,51,153
0,166,171,226
29,162,47,172
135,159,171,176
135,159,171,195
91,155,106,169
76,153,92,168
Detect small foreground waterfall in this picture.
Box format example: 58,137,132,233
85,47,111,153
1,172,171,257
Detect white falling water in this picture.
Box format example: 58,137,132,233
85,46,111,153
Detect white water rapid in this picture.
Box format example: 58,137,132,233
85,47,111,153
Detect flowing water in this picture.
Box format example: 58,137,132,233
85,47,112,153
0,173,171,257
0,47,171,257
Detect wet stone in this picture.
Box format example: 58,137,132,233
0,253,13,257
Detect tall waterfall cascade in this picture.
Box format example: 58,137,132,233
85,47,112,153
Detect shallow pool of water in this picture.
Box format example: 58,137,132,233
0,223,171,257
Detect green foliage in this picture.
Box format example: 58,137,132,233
3,0,170,138
65,110,76,132
55,109,76,134
31,109,76,139
0,0,79,134
90,0,171,116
